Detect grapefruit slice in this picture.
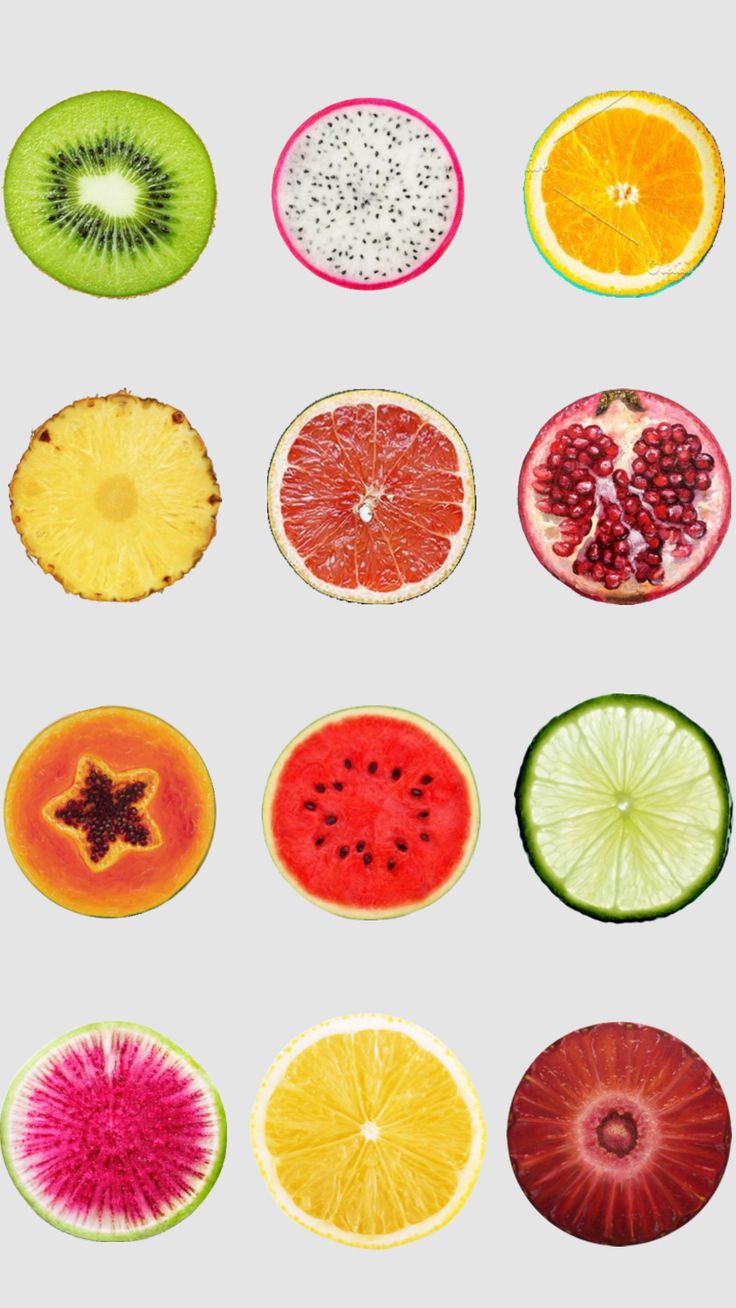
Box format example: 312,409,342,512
508,1022,731,1245
251,1014,485,1248
525,91,724,296
1,1022,226,1241
263,706,480,918
267,390,475,602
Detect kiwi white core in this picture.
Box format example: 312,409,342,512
78,171,139,218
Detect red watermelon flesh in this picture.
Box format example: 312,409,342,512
264,710,479,917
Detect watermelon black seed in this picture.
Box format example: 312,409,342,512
421,775,433,785
418,810,429,818
363,853,373,866
396,840,408,851
391,768,402,780
332,781,343,791
339,846,349,859
315,837,325,847
387,861,396,870
410,788,423,797
315,783,326,793
344,758,352,769
325,814,338,826
368,761,378,773
420,833,430,842
356,840,366,852
304,801,316,811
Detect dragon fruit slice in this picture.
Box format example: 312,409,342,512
272,98,464,289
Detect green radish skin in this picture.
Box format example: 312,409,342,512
515,694,732,922
1,1022,227,1241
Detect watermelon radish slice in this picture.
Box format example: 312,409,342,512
1,1022,226,1241
508,1022,731,1245
263,707,480,918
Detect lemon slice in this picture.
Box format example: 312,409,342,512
251,1014,485,1248
525,91,724,296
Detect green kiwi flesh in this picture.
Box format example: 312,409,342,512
4,90,216,297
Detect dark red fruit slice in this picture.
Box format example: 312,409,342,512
508,1022,731,1245
518,389,731,602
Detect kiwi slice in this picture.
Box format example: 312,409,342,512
4,91,216,297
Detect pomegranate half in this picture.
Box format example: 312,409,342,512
518,389,730,603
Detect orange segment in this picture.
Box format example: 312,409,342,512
268,390,474,603
526,92,724,295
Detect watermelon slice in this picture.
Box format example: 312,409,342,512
267,389,475,603
1,1022,226,1240
263,707,480,918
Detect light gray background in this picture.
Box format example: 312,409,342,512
0,1,733,1302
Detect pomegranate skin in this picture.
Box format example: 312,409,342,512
518,389,731,603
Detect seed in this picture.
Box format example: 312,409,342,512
339,846,349,859
363,853,373,866
325,814,337,825
418,810,429,818
420,832,430,842
344,758,352,769
695,473,711,491
356,840,366,852
396,840,408,852
304,801,316,811
391,768,402,780
387,861,396,871
315,837,325,847
410,787,423,797
421,774,433,785
686,520,707,538
368,761,378,773
332,781,343,790
315,783,326,793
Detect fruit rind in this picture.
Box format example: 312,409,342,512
267,388,476,604
1,1021,227,1241
272,98,464,290
251,1013,485,1249
515,694,732,921
4,91,217,298
263,705,480,918
524,91,724,297
4,705,216,918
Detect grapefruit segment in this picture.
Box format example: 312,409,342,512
263,707,480,918
268,390,475,602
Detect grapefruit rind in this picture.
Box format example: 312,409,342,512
524,91,724,297
267,389,476,604
272,98,464,291
250,1014,485,1249
515,694,732,921
1,1021,227,1242
4,706,216,918
262,705,481,919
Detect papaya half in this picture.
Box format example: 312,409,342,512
5,706,215,917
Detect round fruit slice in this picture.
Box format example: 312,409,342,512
508,1022,731,1245
516,694,731,921
5,706,215,917
251,1014,484,1248
1,1022,226,1240
273,98,463,289
4,91,216,297
268,390,475,602
263,706,479,918
518,389,730,603
525,91,724,295
11,391,221,601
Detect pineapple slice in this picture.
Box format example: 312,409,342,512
10,392,220,601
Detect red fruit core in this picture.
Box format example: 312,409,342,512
596,1110,638,1158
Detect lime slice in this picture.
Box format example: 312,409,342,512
516,694,731,920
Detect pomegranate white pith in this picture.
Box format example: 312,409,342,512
519,390,730,602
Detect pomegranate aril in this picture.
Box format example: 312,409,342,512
643,490,660,505
678,488,694,503
695,473,711,491
552,541,575,557
668,503,684,522
695,453,714,471
632,458,647,475
654,503,669,520
642,427,660,444
681,506,697,523
686,521,707,539
644,448,659,464
668,472,684,487
534,465,553,480
604,573,621,589
613,470,629,488
632,475,648,490
670,424,687,442
673,543,693,558
686,435,702,455
594,459,614,477
653,474,669,488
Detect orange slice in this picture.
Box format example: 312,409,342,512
525,91,724,296
267,390,475,603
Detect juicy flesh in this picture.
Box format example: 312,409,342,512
279,403,467,594
523,700,726,915
270,714,473,911
508,1023,730,1245
11,394,219,600
276,105,459,284
263,1028,475,1236
6,1028,219,1235
542,106,705,277
43,755,161,872
531,414,720,595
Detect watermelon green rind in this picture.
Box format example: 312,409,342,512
263,706,481,919
0,1021,227,1241
515,694,732,922
267,389,476,605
